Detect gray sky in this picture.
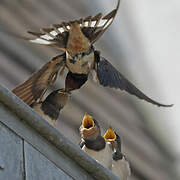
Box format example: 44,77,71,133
98,0,180,173
116,0,180,172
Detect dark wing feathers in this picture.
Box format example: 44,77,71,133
27,0,120,48
51,24,63,29
40,28,55,38
12,54,66,106
80,0,120,43
81,9,117,43
96,57,173,107
27,24,69,49
28,31,44,37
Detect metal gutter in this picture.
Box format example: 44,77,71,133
0,84,119,180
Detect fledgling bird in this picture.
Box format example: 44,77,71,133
32,89,70,126
79,113,112,169
12,0,172,107
104,128,131,180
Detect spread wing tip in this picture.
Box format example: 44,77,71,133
96,57,173,108
156,103,173,108
27,31,54,45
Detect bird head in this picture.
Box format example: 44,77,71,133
79,113,100,140
104,127,116,143
104,128,123,160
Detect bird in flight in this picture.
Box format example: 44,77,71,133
12,0,172,107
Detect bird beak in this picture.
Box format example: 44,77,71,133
80,113,98,140
104,127,116,142
82,113,95,129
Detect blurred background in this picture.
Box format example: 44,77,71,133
0,0,179,179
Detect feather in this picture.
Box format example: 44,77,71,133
12,54,66,105
96,57,173,107
26,0,120,48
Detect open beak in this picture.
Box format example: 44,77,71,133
82,113,95,129
104,127,116,142
80,113,98,140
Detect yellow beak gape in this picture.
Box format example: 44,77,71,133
104,127,116,142
82,113,95,129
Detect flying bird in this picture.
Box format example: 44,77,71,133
79,113,112,169
12,0,172,107
32,88,70,126
104,128,131,180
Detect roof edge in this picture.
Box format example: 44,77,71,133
0,84,119,180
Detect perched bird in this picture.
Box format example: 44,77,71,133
12,0,172,107
79,113,112,169
32,89,70,126
104,128,131,180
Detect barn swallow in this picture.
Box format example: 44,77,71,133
79,113,112,168
104,128,131,180
32,88,70,126
12,0,172,107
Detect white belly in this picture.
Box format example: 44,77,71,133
66,52,94,74
112,157,131,180
82,144,112,169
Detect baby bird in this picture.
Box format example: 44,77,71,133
79,113,112,169
104,128,131,180
32,89,70,126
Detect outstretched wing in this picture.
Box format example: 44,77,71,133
12,53,66,106
27,26,69,50
27,0,120,48
96,57,173,107
79,0,120,43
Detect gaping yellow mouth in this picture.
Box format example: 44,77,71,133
104,127,116,142
82,113,94,129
